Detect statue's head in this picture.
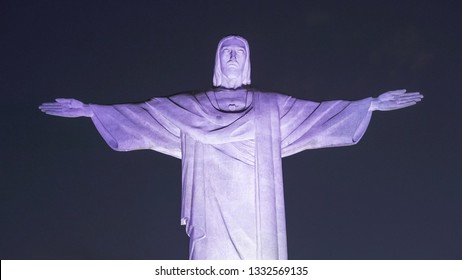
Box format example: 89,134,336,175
213,35,251,88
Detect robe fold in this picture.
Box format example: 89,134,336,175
89,89,372,259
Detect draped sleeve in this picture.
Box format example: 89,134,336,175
280,96,372,157
89,102,182,159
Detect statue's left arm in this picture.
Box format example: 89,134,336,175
279,90,422,157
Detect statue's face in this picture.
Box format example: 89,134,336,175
219,38,247,80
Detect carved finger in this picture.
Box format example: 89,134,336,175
381,105,411,111
44,111,70,117
401,93,423,99
41,109,64,113
44,110,80,118
39,108,57,112
400,94,421,99
40,102,63,107
397,96,423,103
55,98,73,104
394,102,417,109
400,95,423,101
396,102,415,107
39,103,60,107
396,93,422,99
40,106,70,112
390,89,407,95
400,92,422,97
39,105,66,110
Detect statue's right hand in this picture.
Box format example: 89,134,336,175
39,98,94,118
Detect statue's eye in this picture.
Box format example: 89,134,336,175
222,49,230,53
237,49,245,54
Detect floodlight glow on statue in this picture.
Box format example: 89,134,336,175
39,35,423,260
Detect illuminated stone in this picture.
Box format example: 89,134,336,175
39,35,423,259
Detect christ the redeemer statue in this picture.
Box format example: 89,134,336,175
40,35,423,260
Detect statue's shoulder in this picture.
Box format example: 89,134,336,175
146,90,204,108
173,88,216,98
153,90,203,102
257,90,289,98
169,90,198,98
253,88,294,105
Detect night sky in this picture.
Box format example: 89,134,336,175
1,0,461,260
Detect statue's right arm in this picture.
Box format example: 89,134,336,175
39,98,94,118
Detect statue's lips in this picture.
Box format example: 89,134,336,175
226,61,239,68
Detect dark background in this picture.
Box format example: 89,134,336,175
1,0,461,259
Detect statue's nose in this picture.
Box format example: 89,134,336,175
230,50,237,59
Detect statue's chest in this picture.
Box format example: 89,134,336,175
212,90,253,112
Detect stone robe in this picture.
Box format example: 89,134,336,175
89,88,372,259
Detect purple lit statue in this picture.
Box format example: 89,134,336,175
40,35,423,259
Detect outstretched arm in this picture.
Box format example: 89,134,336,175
40,97,182,157
39,98,94,117
369,89,423,111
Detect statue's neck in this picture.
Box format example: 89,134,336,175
209,88,253,112
220,76,244,89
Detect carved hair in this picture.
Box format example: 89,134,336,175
213,35,251,87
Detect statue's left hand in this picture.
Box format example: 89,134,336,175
370,90,423,111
